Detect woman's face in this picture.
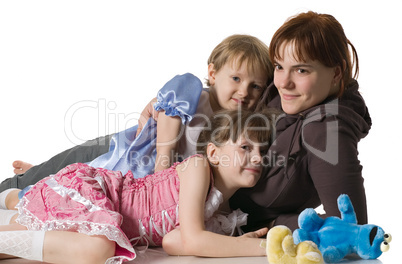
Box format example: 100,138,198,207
273,43,341,114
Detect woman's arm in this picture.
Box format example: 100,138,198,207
165,156,266,257
305,119,367,224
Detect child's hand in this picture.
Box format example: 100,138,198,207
241,227,268,238
241,228,269,256
137,97,159,135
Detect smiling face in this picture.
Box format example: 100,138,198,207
273,43,342,115
208,59,267,112
208,134,266,191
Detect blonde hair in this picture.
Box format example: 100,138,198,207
206,34,273,87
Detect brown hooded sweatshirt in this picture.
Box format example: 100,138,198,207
230,80,371,231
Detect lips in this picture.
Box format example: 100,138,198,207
244,168,261,174
232,98,246,105
281,93,299,100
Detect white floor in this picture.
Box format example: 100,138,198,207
0,247,395,263
129,248,390,264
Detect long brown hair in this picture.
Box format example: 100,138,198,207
196,109,277,155
269,11,359,97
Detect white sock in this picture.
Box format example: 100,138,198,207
0,209,18,225
0,189,19,209
0,230,45,261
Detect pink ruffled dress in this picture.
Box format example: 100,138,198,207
15,156,248,264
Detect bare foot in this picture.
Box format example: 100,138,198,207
12,160,33,174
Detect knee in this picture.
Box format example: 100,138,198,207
5,189,21,209
78,236,116,264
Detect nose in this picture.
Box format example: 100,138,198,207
251,149,262,164
276,71,294,90
237,84,249,98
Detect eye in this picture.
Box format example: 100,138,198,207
296,68,308,74
259,148,268,156
384,233,392,243
381,241,390,252
274,64,282,71
380,233,392,252
241,145,250,151
232,76,240,82
252,84,263,90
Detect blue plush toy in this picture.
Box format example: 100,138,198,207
293,194,392,263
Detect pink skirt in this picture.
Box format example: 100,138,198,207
15,163,136,264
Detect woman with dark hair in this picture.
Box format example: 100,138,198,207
231,11,370,231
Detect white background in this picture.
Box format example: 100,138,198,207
0,1,400,262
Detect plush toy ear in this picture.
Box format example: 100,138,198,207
206,142,219,165
337,194,357,224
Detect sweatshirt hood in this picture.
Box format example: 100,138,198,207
267,79,372,141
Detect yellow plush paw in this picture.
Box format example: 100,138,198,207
266,226,323,264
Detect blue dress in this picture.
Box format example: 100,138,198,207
87,73,212,178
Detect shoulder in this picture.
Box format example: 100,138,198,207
176,156,212,213
301,102,364,144
176,155,210,175
158,73,203,94
176,155,211,188
154,73,204,123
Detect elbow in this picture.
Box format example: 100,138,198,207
162,231,203,256
162,235,179,255
179,235,205,256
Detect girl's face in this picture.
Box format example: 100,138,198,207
273,43,341,114
211,134,265,190
208,59,267,112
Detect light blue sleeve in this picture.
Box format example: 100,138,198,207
153,73,203,125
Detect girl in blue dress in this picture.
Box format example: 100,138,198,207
0,34,274,215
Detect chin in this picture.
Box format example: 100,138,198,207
243,176,259,188
281,105,298,115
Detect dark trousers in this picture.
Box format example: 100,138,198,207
0,134,112,192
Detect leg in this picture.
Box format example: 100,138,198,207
43,231,116,264
0,189,21,210
293,228,321,248
0,189,21,224
0,223,41,261
0,134,113,192
5,189,21,210
0,224,115,264
321,245,346,263
298,208,324,232
0,223,28,231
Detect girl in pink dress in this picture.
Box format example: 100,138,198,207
0,108,276,264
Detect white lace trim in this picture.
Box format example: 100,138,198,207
15,177,247,263
203,187,248,236
204,186,223,219
15,196,136,264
